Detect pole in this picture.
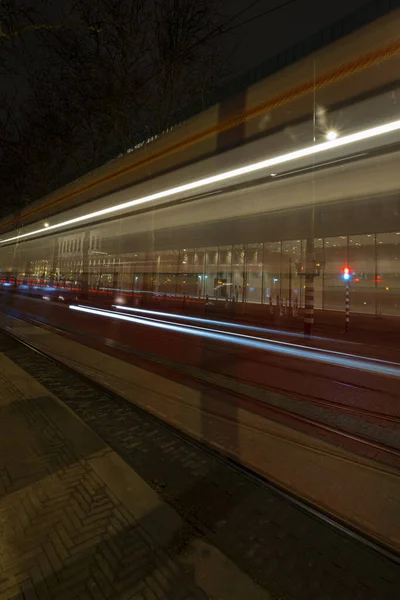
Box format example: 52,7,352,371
304,238,315,337
345,280,350,332
304,274,314,336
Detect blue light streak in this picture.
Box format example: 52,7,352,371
70,304,400,378
113,305,329,341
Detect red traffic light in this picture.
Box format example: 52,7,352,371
342,266,351,280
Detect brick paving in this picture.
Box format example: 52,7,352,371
0,368,207,600
2,332,400,600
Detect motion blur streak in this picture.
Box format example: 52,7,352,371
70,305,400,378
102,306,400,365
2,118,400,245
112,305,330,341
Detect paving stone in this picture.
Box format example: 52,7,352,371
0,358,209,599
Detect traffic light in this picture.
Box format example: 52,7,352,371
342,266,351,281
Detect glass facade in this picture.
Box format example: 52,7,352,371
8,228,400,317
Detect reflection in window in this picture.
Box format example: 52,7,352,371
246,243,263,303
349,234,376,314
324,236,348,311
281,240,303,308
216,246,232,298
263,242,282,304
376,232,400,316
204,247,218,297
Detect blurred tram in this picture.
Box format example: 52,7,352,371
2,77,400,320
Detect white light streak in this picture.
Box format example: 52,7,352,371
71,304,400,378
113,305,327,340
2,118,400,245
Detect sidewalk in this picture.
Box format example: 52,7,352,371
0,352,265,599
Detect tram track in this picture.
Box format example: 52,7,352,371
2,304,400,470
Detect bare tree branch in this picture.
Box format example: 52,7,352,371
0,20,101,39
0,0,232,217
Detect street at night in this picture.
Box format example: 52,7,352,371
1,0,400,598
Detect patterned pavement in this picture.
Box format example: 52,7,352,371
0,369,208,600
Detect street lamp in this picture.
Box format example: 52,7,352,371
325,130,338,141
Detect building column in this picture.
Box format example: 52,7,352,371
304,238,315,336
49,237,59,286
80,231,90,300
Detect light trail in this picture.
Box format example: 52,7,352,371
112,304,331,341
108,305,400,365
70,304,400,378
2,118,400,245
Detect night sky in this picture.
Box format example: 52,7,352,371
2,0,375,94
223,0,372,80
